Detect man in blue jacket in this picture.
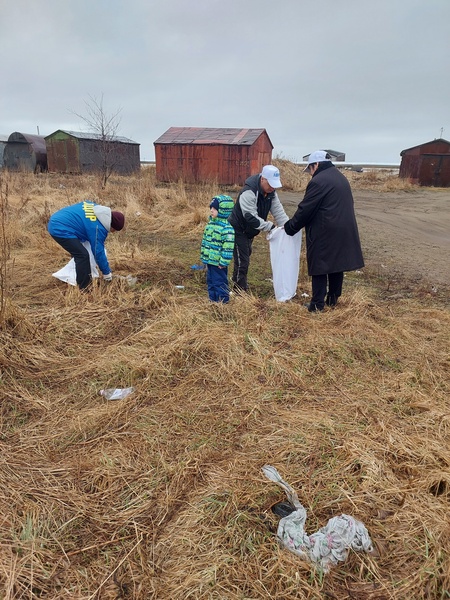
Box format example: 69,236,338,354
48,201,125,290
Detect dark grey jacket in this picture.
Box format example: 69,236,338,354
284,163,364,276
229,174,288,238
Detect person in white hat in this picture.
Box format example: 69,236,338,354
283,151,364,311
228,165,289,292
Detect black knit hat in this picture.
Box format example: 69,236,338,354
111,211,125,231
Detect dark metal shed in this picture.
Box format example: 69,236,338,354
154,127,274,185
3,132,47,172
45,130,140,175
303,149,346,162
399,138,450,187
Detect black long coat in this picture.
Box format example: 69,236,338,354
284,164,364,276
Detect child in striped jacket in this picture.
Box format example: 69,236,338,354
200,195,235,303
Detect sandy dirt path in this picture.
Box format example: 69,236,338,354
279,188,450,288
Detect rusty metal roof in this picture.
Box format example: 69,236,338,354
154,127,271,146
324,149,345,156
400,137,450,155
7,132,47,154
303,149,345,160
45,130,139,145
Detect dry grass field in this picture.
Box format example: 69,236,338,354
0,162,449,599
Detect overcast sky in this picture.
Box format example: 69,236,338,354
1,0,449,163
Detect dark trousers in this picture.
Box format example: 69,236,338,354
311,272,344,310
232,232,253,291
51,236,92,289
206,264,230,303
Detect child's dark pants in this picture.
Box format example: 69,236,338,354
207,264,230,303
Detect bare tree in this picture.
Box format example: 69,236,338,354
73,94,123,188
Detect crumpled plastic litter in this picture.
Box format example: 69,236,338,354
117,274,138,286
190,264,206,271
262,465,373,572
99,387,135,400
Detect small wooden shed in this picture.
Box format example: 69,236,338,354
154,127,274,185
45,130,140,175
3,132,47,172
303,149,346,162
399,138,450,187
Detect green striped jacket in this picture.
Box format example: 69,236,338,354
200,195,235,267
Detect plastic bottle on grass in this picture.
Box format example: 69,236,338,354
99,387,135,400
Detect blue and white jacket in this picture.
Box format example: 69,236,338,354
48,201,113,275
200,195,235,267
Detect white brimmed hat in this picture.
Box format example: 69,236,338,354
261,165,282,189
304,150,331,172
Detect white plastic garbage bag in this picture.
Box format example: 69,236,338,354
267,227,302,302
52,241,101,286
262,465,373,572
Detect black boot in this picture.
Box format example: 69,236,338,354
325,294,338,307
305,302,323,312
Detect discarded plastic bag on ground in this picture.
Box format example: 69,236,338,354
52,241,101,285
262,465,373,572
99,387,135,400
117,274,138,286
266,228,302,302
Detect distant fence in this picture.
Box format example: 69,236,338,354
140,160,399,172
0,159,400,173
331,162,400,172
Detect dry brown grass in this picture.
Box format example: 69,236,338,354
0,166,449,599
272,158,413,194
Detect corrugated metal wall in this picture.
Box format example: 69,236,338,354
78,139,140,175
46,131,140,175
419,154,450,187
3,132,47,172
400,139,450,187
155,131,272,185
46,134,80,173
0,142,7,168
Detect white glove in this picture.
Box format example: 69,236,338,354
103,272,113,281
